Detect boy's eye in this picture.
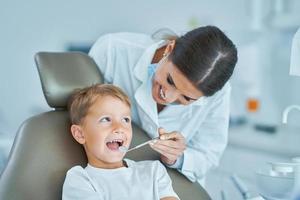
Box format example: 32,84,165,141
122,117,131,123
99,117,111,122
167,74,175,86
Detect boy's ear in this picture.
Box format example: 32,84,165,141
70,124,85,144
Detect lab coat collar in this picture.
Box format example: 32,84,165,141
133,40,165,83
134,80,159,128
133,40,166,127
190,96,207,106
172,97,207,119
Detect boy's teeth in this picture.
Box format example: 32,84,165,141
108,139,124,146
106,139,125,151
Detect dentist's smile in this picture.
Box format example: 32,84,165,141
159,85,167,100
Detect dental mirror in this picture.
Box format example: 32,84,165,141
118,146,128,153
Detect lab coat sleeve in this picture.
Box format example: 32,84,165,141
62,166,104,200
179,86,231,182
89,34,115,83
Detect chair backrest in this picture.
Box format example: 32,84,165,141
0,52,211,200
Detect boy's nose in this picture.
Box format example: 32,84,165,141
112,122,124,134
113,130,123,134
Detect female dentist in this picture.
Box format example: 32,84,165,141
89,26,238,186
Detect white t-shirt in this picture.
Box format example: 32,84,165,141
62,159,179,200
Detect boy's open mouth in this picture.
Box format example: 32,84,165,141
106,139,124,151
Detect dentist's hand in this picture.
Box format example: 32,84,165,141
150,128,186,165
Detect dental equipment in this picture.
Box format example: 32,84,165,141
231,174,265,200
282,104,300,124
118,137,159,153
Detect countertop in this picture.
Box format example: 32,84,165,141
228,124,300,156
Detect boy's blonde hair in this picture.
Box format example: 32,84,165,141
68,84,131,125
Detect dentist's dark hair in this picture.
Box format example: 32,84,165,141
169,25,238,96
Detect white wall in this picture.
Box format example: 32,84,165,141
0,0,300,137
0,0,249,136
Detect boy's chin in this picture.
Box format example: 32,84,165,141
105,159,126,168
106,155,125,164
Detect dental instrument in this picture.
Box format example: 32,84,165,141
220,190,227,200
118,137,159,153
231,174,265,200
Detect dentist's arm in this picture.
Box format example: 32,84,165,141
151,85,231,182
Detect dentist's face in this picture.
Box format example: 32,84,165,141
72,96,132,168
151,57,203,106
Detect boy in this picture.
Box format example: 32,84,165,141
63,84,179,200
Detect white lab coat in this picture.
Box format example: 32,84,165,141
89,32,231,186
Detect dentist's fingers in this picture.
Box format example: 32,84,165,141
154,130,186,151
150,139,185,165
155,139,186,150
158,128,185,141
153,129,186,165
158,127,166,136
150,145,178,162
159,131,185,142
160,154,177,166
150,142,184,157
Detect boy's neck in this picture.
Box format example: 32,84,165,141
88,159,127,169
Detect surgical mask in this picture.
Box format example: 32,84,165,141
148,63,157,78
147,63,181,106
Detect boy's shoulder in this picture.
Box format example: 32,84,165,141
65,165,87,178
63,165,96,191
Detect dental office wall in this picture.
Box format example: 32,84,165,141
1,0,300,175
0,0,250,138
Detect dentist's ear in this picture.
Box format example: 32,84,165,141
164,40,176,56
70,124,85,144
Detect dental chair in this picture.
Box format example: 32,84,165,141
0,52,211,200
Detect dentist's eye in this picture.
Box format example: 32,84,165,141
183,95,192,102
122,117,131,123
167,74,175,86
99,117,111,122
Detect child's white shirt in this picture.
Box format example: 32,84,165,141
62,159,179,200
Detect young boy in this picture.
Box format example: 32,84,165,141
63,84,179,200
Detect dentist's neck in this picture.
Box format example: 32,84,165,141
152,46,167,64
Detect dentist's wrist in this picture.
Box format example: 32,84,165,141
163,154,184,169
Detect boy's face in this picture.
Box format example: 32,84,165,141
71,95,132,168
